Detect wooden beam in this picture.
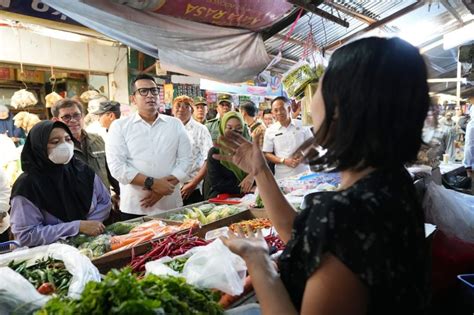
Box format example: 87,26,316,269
325,0,426,50
287,0,349,27
324,1,377,24
262,8,310,41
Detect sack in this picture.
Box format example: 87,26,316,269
0,243,101,313
424,182,474,242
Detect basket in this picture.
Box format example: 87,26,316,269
0,241,20,254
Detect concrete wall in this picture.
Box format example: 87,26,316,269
0,27,129,103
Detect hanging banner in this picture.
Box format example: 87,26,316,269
111,0,293,31
0,0,79,25
201,78,283,97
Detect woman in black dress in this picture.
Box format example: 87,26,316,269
216,37,431,314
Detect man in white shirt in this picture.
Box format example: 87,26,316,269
172,95,213,205
262,96,313,180
106,74,192,219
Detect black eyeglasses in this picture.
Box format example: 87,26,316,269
60,112,82,122
134,87,160,96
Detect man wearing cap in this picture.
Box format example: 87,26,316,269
263,96,313,180
91,101,122,220
172,95,213,205
240,100,266,148
92,101,122,134
192,96,209,124
205,93,234,143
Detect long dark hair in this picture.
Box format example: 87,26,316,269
300,37,431,171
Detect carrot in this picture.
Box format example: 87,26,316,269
110,230,155,250
129,220,166,233
218,275,253,309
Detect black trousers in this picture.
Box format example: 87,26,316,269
183,189,204,206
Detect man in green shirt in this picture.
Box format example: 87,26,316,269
205,94,233,143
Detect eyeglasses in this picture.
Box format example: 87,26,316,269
60,112,82,122
134,87,159,97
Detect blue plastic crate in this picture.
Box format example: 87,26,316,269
0,241,20,254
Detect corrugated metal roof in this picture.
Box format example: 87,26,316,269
265,0,417,63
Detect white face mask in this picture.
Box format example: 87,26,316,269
48,142,74,165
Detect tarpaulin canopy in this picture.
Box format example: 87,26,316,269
42,0,273,83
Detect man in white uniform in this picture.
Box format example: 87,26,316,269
262,96,313,180
172,95,212,205
106,74,192,219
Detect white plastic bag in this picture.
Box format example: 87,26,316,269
146,240,247,295
423,182,474,242
145,249,197,278
10,89,38,109
182,239,247,296
0,243,101,313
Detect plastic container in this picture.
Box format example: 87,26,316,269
205,227,229,241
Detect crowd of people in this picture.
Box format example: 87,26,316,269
0,36,473,313
0,72,313,245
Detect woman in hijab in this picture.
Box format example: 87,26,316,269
206,112,255,198
10,120,111,247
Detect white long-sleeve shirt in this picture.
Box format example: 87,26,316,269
106,112,192,215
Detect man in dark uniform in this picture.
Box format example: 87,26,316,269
205,94,233,143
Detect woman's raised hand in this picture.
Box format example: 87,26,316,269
213,131,268,177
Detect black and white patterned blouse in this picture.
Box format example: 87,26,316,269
279,167,430,314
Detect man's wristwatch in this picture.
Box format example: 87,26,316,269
144,177,154,190
280,157,285,164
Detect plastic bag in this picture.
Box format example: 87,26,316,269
146,239,247,295
423,182,474,242
0,243,101,313
145,250,197,278
182,239,247,295
10,89,38,109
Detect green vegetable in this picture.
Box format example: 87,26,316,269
255,194,264,208
8,257,72,297
105,222,140,235
192,207,207,225
37,268,223,315
164,257,189,273
197,204,215,215
62,234,94,248
78,234,111,258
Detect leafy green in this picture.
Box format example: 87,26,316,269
37,268,223,315
105,222,140,235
